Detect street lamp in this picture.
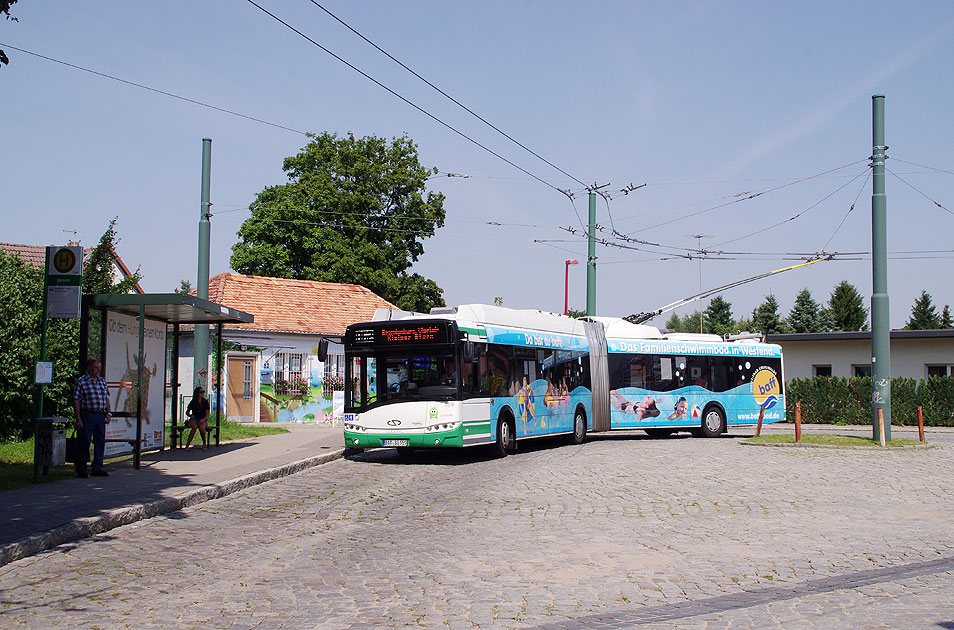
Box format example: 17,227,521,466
564,259,579,315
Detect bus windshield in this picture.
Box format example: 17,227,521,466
347,351,458,411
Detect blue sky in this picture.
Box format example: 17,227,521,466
3,1,953,327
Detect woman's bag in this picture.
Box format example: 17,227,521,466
65,429,87,464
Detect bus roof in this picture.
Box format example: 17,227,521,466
372,304,587,336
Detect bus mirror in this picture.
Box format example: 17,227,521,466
462,341,476,363
317,338,329,362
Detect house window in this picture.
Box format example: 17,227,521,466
927,365,949,377
243,361,253,400
813,365,832,377
274,351,304,382
852,364,872,377
323,352,346,397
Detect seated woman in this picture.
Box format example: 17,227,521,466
185,386,210,449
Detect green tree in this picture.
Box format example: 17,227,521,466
0,250,42,441
664,313,683,331
905,290,942,330
942,305,952,329
230,132,446,312
752,295,789,334
733,315,754,334
787,288,825,333
83,218,143,295
1,1,19,70
828,280,868,331
703,295,734,336
0,222,140,441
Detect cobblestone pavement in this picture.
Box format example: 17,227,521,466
2,428,953,629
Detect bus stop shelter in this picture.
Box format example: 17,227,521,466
79,293,253,468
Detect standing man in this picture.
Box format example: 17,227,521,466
73,358,112,478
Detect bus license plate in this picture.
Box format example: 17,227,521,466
382,439,409,447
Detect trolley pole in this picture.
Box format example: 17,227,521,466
870,95,891,440
194,138,212,390
586,191,597,316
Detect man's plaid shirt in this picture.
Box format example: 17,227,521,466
74,374,109,412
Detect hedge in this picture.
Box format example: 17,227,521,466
785,376,954,426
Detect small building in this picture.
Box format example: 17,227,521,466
0,242,144,293
766,330,954,380
180,273,395,423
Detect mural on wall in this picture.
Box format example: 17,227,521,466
260,360,345,425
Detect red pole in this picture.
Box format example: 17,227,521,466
755,407,764,437
564,259,578,315
917,405,925,442
795,401,801,443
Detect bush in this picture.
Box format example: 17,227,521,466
787,375,954,426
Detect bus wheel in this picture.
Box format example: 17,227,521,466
569,407,587,445
698,406,726,438
493,416,513,458
396,447,415,457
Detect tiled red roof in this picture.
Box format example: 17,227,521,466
207,273,395,335
0,243,51,268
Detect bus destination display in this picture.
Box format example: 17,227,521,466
379,325,446,344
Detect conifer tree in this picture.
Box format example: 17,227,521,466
905,290,942,330
752,295,789,334
787,288,824,333
942,305,952,329
828,280,868,331
704,296,734,336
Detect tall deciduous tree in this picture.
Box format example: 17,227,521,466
0,1,19,70
752,295,789,334
230,132,446,312
828,280,868,331
787,288,825,333
905,290,942,330
703,296,734,336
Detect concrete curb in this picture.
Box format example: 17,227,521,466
0,449,344,568
740,441,934,450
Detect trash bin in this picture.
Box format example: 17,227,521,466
35,417,66,467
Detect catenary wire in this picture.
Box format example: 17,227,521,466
245,0,587,233
713,169,869,247
306,0,587,188
821,171,871,251
0,42,308,135
887,167,953,216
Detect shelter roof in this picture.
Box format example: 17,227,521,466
207,273,395,336
88,293,253,325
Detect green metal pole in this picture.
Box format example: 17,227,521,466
194,138,212,390
871,95,891,440
586,192,597,316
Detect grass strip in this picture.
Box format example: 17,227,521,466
747,433,925,447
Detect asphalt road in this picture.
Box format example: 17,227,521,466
1,425,952,629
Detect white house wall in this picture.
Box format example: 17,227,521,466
779,338,954,380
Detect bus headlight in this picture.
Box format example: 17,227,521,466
426,421,461,433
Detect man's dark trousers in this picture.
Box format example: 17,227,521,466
76,410,107,476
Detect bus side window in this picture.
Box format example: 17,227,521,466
655,356,675,391
688,356,710,390
709,356,731,392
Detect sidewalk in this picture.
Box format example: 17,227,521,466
0,423,345,567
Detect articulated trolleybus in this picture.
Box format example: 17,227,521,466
342,304,784,456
